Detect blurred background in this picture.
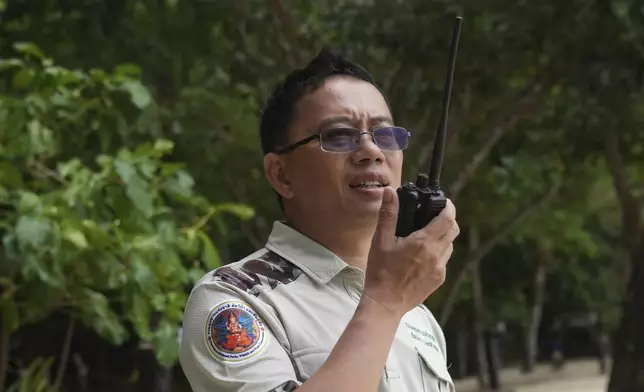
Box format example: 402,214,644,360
0,0,643,391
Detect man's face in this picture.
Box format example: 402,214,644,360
266,75,404,223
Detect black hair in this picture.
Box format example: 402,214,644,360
259,48,380,155
259,49,381,212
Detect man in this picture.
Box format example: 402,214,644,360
180,49,460,392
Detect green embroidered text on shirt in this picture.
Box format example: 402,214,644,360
405,322,440,353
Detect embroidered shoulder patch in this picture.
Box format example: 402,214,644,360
212,251,303,297
205,300,269,362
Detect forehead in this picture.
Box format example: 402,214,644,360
291,76,392,133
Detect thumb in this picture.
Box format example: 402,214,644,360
373,186,399,248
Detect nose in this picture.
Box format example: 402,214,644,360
351,132,385,165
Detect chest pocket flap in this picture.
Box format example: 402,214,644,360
292,347,329,379
416,344,454,386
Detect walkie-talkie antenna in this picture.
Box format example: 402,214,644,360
428,16,463,190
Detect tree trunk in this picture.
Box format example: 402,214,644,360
523,242,548,373
456,322,469,379
155,365,173,392
607,240,644,392
470,226,490,389
439,186,559,326
138,346,174,392
0,321,8,392
604,130,644,392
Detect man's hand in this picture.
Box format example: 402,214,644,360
364,186,460,317
287,186,459,392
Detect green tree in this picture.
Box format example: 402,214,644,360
0,43,252,390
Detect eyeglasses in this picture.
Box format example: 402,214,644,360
274,126,411,154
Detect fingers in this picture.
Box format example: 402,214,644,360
440,242,454,264
441,199,456,221
372,186,399,249
432,243,453,285
418,233,455,267
441,220,461,243
419,199,460,242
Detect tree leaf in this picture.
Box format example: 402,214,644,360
57,158,83,179
0,58,24,71
114,159,155,217
81,289,127,344
131,254,156,290
153,320,180,367
15,216,51,248
17,192,41,213
122,81,152,109
0,299,20,334
0,161,23,189
13,42,47,60
114,63,142,78
129,294,153,339
12,68,34,88
63,227,88,249
198,231,221,269
214,203,255,220
153,139,174,154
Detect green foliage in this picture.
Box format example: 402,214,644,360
0,44,253,366
6,357,57,392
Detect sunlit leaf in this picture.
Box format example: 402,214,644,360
13,42,47,60
81,289,128,344
122,81,152,109
15,216,51,248
63,227,88,249
198,231,221,269
214,203,255,220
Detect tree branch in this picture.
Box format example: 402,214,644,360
447,85,542,200
383,62,406,96
438,184,560,326
54,316,76,390
414,108,463,176
72,353,89,391
266,0,304,67
30,160,68,185
604,130,641,250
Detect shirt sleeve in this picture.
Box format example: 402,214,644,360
180,277,301,392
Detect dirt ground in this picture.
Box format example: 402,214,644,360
515,375,607,392
453,358,608,392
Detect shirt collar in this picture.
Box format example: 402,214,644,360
264,221,349,285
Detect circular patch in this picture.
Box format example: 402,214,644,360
205,300,269,362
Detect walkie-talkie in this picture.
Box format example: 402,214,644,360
395,16,463,237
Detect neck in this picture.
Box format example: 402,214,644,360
285,209,376,271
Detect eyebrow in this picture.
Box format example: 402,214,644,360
316,115,394,131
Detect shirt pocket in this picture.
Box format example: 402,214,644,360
416,347,455,392
291,347,329,380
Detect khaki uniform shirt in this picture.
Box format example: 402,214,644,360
180,221,455,392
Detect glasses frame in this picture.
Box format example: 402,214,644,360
273,126,412,154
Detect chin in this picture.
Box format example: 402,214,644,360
345,200,383,219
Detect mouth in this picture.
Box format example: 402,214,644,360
349,181,388,189
349,172,390,189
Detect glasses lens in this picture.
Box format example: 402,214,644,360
373,127,410,150
320,128,361,152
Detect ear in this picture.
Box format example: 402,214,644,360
263,153,295,199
